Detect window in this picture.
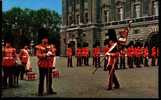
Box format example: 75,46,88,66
85,12,88,23
135,5,140,18
119,7,123,21
152,1,158,16
104,11,107,22
76,14,80,24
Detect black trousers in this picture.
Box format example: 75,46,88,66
77,56,82,66
128,56,133,68
94,57,100,68
104,57,108,70
120,56,125,69
67,56,73,67
107,65,120,89
144,57,149,67
19,63,26,80
152,57,156,66
3,66,15,88
38,67,53,95
83,56,89,66
136,56,141,67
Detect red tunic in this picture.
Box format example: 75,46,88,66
2,47,17,67
35,44,53,68
136,47,142,57
95,47,100,57
76,48,81,57
66,48,72,57
127,47,133,57
143,47,149,58
82,47,89,57
151,47,157,57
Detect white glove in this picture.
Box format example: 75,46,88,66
47,51,52,56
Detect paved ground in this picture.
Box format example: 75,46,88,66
1,56,158,98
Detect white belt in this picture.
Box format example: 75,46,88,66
3,57,13,59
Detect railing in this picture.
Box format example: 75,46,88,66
106,16,158,26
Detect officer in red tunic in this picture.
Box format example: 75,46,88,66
143,45,149,67
103,40,109,71
66,43,73,67
76,44,82,66
19,45,30,80
35,37,56,96
2,40,17,88
151,46,157,66
105,29,120,90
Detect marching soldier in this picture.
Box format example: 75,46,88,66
103,40,109,71
143,44,149,67
19,45,31,80
76,44,82,66
66,44,73,67
151,46,157,66
35,37,57,96
2,40,17,88
105,29,120,90
92,45,96,66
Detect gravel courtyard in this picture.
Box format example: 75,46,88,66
2,56,158,98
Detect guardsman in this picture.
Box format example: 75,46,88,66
120,47,126,69
135,43,142,68
82,43,89,66
76,45,82,66
103,40,109,71
151,46,157,66
105,29,120,90
94,44,101,68
35,37,57,96
143,45,149,67
66,44,73,67
127,43,134,68
2,40,17,88
19,45,31,80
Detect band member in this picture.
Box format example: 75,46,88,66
35,37,56,96
151,46,157,66
66,43,73,67
105,29,120,90
120,47,126,69
76,44,82,66
19,45,31,80
143,44,149,67
103,40,109,71
2,40,17,88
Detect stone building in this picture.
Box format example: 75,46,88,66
60,0,159,56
